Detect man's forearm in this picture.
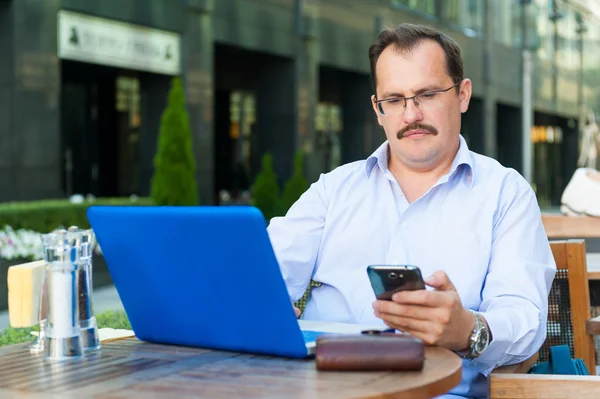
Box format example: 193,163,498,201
469,302,545,376
456,308,476,353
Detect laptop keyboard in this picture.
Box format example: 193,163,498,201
302,330,327,343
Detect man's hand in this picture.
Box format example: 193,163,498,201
294,306,301,318
372,270,474,351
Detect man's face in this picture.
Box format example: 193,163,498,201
371,40,471,171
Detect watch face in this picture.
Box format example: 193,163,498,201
475,329,489,353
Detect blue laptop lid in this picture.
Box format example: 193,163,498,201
86,205,309,358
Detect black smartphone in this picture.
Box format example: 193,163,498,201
366,264,426,301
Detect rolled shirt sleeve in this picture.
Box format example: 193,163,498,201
266,173,329,302
469,177,557,376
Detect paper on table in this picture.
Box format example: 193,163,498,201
31,328,135,342
298,319,392,334
98,328,135,342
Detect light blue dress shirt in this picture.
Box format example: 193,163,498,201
267,135,556,398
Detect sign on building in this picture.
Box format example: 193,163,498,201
57,10,181,76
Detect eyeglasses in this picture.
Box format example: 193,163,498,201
375,81,461,117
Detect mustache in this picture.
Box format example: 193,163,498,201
397,123,439,139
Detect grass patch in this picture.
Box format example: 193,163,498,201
95,310,132,330
0,325,38,347
0,310,131,347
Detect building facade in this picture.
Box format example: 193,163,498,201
0,0,598,207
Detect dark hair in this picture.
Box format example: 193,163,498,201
368,23,464,95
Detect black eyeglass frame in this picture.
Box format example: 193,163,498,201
374,80,462,115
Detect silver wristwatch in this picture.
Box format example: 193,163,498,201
464,310,490,359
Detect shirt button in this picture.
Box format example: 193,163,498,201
402,221,409,228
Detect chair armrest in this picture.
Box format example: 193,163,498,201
585,315,600,335
492,353,539,374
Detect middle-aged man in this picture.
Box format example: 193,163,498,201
267,23,556,398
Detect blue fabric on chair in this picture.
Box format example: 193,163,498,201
529,345,590,375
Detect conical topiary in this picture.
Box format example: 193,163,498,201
251,153,280,221
278,151,308,215
150,77,199,206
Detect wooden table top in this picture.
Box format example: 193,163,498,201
0,337,462,399
542,214,600,239
540,214,600,280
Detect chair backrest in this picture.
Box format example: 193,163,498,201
543,239,596,374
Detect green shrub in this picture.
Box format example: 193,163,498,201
251,153,280,221
150,77,199,206
0,310,132,347
0,197,152,233
278,151,308,215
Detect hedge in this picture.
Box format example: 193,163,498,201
0,197,152,233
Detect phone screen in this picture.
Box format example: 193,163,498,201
367,264,425,301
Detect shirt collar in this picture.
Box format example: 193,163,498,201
365,141,389,178
450,135,475,187
365,134,475,187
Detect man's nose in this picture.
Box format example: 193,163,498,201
402,99,424,125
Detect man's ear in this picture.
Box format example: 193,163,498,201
459,79,472,114
371,95,383,126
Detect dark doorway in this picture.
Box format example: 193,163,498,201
496,103,522,172
213,88,255,203
532,112,579,207
461,97,484,154
319,66,379,166
61,60,143,198
213,44,295,204
496,103,579,208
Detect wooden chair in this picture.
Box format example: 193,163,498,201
544,239,597,373
490,239,600,399
542,214,600,362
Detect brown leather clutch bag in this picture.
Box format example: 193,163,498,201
315,333,425,371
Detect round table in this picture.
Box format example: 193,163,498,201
331,345,463,399
0,338,463,399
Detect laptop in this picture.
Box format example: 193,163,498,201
86,205,387,358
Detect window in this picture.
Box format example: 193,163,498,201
532,124,563,207
315,103,343,171
391,0,435,15
556,7,580,70
494,0,522,47
532,0,555,61
583,15,600,73
229,91,256,178
442,0,483,32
